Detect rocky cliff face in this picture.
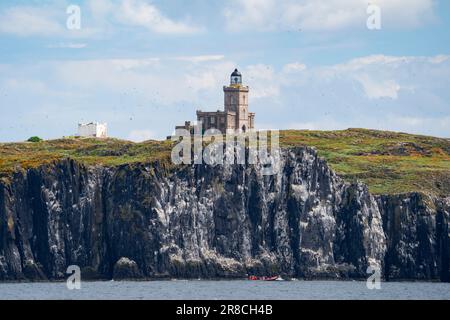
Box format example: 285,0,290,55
377,194,450,281
0,147,448,281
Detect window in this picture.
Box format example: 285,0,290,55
210,116,215,124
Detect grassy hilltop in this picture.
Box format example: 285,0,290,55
0,128,449,197
280,129,449,196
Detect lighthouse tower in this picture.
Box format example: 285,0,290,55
181,68,255,134
223,69,254,132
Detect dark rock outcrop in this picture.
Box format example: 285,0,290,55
22,259,47,281
113,257,143,280
0,147,448,281
377,194,450,281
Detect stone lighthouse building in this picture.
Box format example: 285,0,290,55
176,69,255,133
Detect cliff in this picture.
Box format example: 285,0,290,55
1,146,448,281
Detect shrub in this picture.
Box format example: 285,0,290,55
27,136,43,143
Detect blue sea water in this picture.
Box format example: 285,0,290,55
0,280,449,300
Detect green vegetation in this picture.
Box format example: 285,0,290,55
27,136,43,143
0,137,174,178
0,128,449,196
280,129,450,196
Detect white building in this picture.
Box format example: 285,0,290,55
77,122,108,138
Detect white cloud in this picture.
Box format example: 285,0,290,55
224,0,276,31
174,55,225,63
313,54,450,100
88,0,116,18
0,6,64,36
184,60,236,93
0,0,204,38
224,0,436,32
355,74,401,99
128,129,156,142
1,52,449,141
185,72,221,92
118,0,202,35
246,53,449,137
429,55,449,64
337,55,413,70
47,42,87,49
286,119,350,131
381,115,450,136
283,62,307,73
107,58,160,71
46,57,236,107
3,78,50,95
245,64,280,99
394,116,424,126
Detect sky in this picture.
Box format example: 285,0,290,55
0,0,449,142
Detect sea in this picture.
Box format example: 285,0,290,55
0,280,449,300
